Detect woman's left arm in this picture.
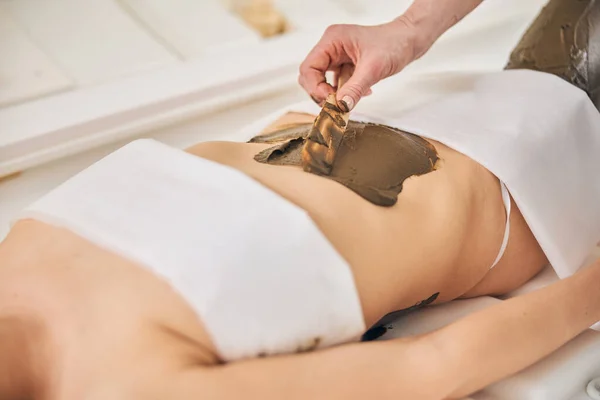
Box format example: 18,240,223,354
427,257,600,398
174,259,600,400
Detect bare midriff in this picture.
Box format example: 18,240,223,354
0,112,547,399
187,113,547,315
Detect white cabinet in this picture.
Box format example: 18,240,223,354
0,6,73,107
3,0,176,85
120,0,261,59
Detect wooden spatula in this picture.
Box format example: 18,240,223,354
301,64,353,176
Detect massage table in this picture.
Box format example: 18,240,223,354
1,1,599,398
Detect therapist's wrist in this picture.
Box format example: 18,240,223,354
389,13,439,61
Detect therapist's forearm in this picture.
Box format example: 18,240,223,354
397,0,483,58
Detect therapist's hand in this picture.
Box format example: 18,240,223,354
298,0,484,111
298,18,425,112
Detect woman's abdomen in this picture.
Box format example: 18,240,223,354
187,139,510,320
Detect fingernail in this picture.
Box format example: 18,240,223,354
339,96,354,112
310,95,321,105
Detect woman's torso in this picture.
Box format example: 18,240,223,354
187,113,547,315
0,113,547,399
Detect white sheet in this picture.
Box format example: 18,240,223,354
17,139,365,361
378,265,600,400
379,290,600,400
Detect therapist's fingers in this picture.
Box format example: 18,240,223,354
336,58,382,112
301,19,427,111
298,70,333,105
298,49,335,103
299,28,354,103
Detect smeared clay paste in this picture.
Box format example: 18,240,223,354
506,0,600,110
250,121,440,207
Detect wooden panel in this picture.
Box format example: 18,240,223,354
3,0,177,85
120,0,261,59
273,0,356,30
0,5,73,107
0,30,321,177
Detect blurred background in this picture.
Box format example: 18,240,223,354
1,0,546,237
1,0,417,109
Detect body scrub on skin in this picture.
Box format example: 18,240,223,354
506,0,600,110
251,121,440,207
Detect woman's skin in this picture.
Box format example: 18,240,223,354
189,112,548,317
0,112,552,399
189,258,600,400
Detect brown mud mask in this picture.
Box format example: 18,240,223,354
249,121,440,207
506,0,600,110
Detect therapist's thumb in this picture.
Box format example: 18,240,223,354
336,60,381,112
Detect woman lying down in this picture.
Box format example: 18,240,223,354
2,4,600,400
